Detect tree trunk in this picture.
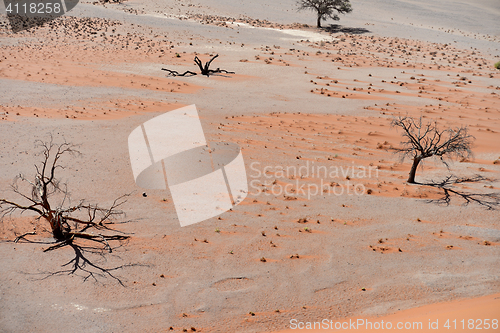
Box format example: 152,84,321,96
51,225,67,241
317,15,322,28
407,157,421,183
46,212,70,240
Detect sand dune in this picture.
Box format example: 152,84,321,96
0,1,499,332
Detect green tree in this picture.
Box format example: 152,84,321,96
297,0,353,28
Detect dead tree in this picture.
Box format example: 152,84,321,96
391,116,474,183
162,54,235,77
0,137,130,252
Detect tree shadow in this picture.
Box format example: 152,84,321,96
12,236,145,286
417,175,500,210
324,24,371,35
205,72,235,78
7,14,58,33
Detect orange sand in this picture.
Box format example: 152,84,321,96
271,293,500,332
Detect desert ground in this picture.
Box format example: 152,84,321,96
0,0,499,332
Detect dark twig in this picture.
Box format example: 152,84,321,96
14,231,37,243
161,69,198,77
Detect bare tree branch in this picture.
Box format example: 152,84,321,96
160,69,198,77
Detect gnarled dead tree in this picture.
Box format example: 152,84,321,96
162,54,235,77
0,137,130,252
391,116,474,183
